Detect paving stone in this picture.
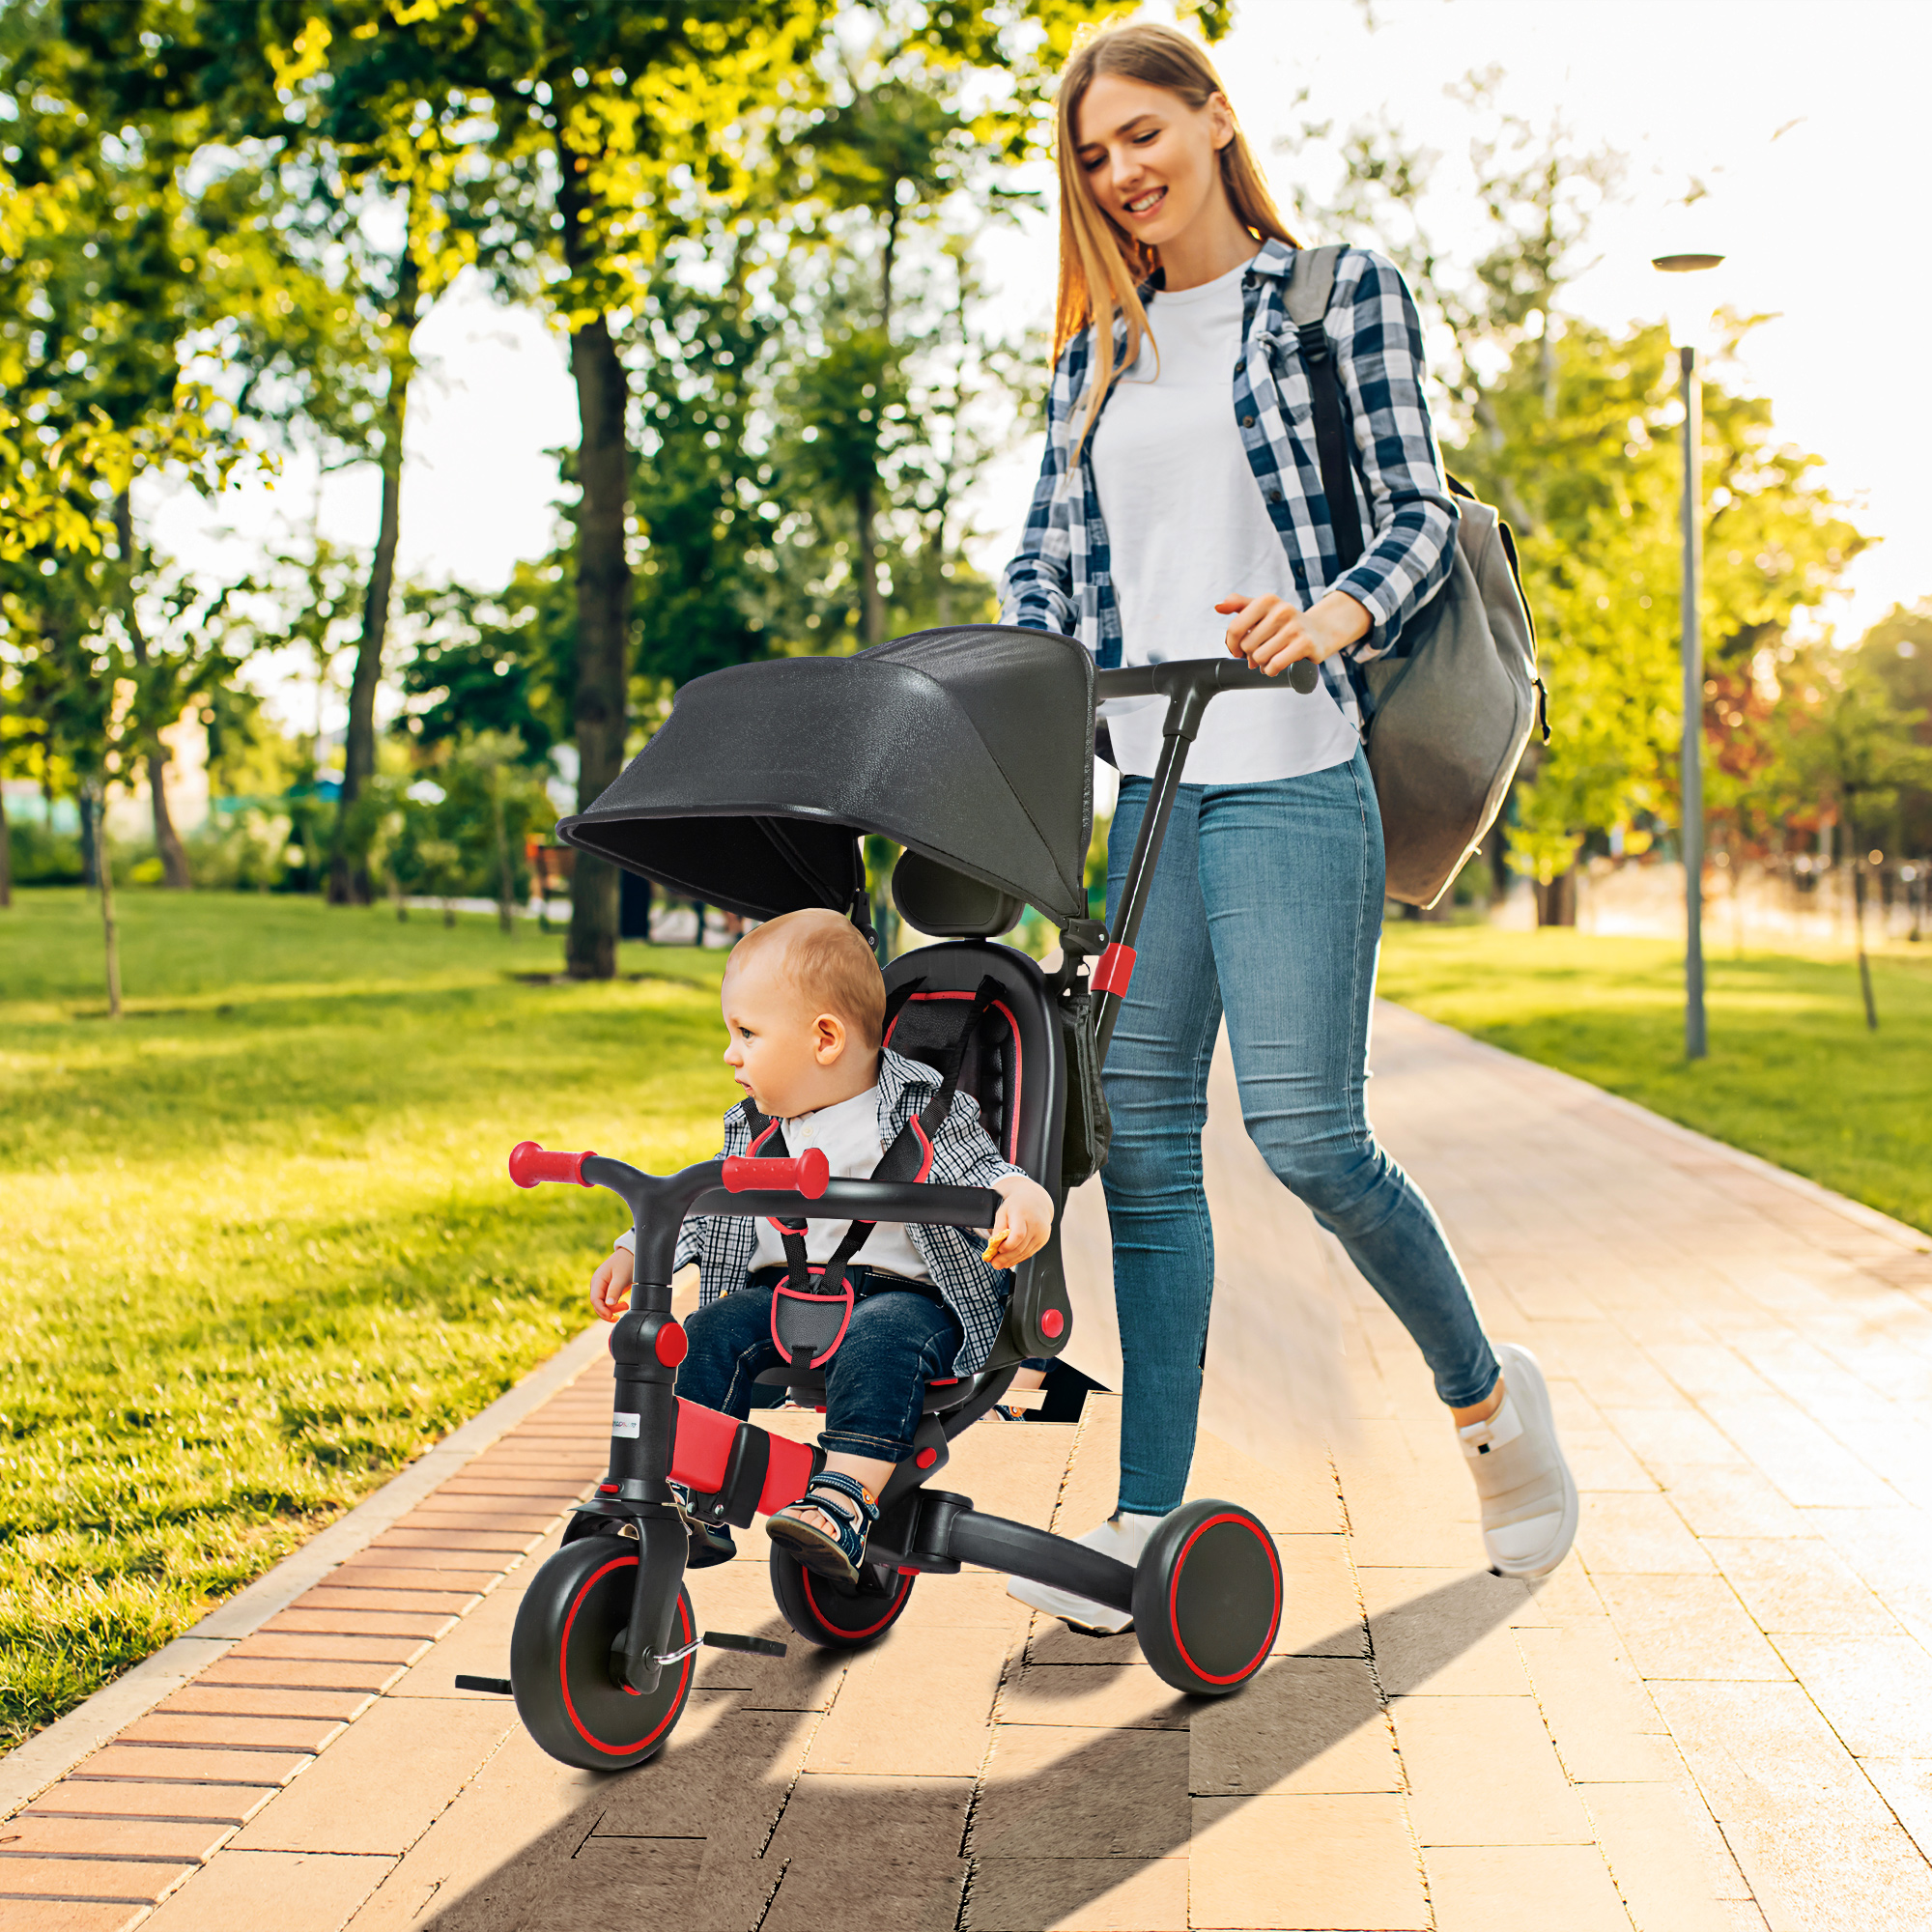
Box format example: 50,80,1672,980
0,1857,197,1903
1189,1655,1397,1797
329,1561,508,1592
157,1687,374,1723
806,1620,1008,1776
369,1530,541,1555
1594,1575,1793,1682
24,1784,278,1828
0,1904,149,1931
1391,1693,1596,1846
1578,1779,1751,1932
143,1851,394,1931
995,1664,1189,1731
963,1854,1187,1931
197,1658,405,1694
293,1586,482,1616
1357,1567,1539,1696
1647,1681,1891,1826
262,1607,460,1640
759,1773,973,1932
1576,1492,1716,1574
1700,1538,1898,1635
0,1814,233,1862
115,1714,350,1754
589,1696,814,1846
228,1698,518,1856
1189,1794,1427,1930
327,1730,611,1930
1771,1633,1932,1758
391,1511,559,1536
970,1724,1188,1861
1424,1844,1630,1932
224,1634,427,1666
68,1747,313,1788
1515,1620,1679,1783
385,1576,525,1699
1720,1817,1932,1930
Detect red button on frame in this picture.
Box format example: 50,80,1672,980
655,1321,689,1367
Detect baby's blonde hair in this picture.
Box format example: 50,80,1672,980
726,909,886,1049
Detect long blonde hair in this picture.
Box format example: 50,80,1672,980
1053,22,1298,452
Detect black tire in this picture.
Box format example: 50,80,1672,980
1131,1499,1281,1697
510,1535,696,1772
769,1545,916,1649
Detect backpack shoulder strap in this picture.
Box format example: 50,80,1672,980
1283,243,1347,328
1283,245,1366,572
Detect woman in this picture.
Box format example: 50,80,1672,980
1000,22,1576,1632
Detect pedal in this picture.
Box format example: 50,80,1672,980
454,1674,514,1695
702,1630,788,1660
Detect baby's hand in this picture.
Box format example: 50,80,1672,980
591,1246,635,1322
982,1175,1055,1267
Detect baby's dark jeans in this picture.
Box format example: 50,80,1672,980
677,1279,964,1463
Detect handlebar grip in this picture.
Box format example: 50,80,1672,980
508,1142,596,1188
721,1148,831,1200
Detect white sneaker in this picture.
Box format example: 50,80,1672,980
1459,1343,1578,1579
1006,1511,1162,1634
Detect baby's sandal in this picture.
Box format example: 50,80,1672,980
766,1471,879,1584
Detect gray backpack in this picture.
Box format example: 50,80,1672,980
1285,246,1548,909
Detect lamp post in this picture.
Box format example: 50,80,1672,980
1654,250,1723,1063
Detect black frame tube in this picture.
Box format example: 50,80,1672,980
947,1510,1136,1615
1089,658,1318,1065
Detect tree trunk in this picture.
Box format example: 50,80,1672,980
0,766,11,908
493,775,515,936
113,492,191,889
1534,867,1577,927
1852,850,1879,1032
93,782,123,1017
78,787,99,889
856,479,885,648
563,305,632,980
330,239,420,907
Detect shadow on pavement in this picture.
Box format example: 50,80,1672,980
400,1571,1526,1932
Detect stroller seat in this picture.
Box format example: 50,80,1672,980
753,849,1075,1416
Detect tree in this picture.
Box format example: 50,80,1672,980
1777,663,1932,1028
1293,82,1867,919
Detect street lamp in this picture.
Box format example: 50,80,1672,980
1654,249,1724,1062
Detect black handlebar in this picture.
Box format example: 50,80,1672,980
1094,655,1320,708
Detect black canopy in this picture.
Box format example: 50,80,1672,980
555,625,1095,925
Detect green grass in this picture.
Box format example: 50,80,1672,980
1378,924,1932,1237
0,889,733,1755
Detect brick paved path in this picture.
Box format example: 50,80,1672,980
7,1002,1931,1931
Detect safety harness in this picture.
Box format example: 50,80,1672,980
746,974,1003,1372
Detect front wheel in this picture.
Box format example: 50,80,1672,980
510,1535,696,1771
770,1545,916,1648
1131,1499,1281,1697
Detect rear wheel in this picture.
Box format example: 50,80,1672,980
510,1536,696,1771
1131,1499,1280,1697
770,1545,916,1648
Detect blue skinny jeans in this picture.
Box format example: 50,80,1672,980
1102,747,1498,1516
677,1280,964,1463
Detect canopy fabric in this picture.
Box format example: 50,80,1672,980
555,625,1095,925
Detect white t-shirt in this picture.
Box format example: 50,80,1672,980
619,1085,929,1283
1090,255,1361,786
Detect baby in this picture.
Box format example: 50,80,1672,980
591,908,1055,1582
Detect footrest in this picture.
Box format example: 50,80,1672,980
702,1631,788,1660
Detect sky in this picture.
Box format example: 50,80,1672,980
147,0,1932,734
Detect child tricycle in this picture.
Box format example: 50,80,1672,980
488,626,1318,1771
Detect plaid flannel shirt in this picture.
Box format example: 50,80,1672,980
635,1049,1028,1376
999,239,1458,728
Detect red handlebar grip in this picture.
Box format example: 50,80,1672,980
721,1147,831,1200
508,1142,595,1189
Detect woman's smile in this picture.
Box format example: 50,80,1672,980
1122,185,1167,218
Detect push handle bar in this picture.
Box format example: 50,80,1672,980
722,1149,830,1200
1094,655,1319,706
508,1142,596,1188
